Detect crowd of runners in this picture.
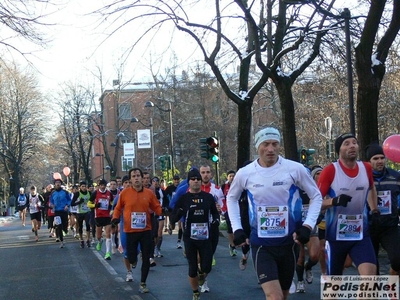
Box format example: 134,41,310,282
13,127,400,300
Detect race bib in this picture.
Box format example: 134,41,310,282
377,190,392,215
29,204,38,214
98,198,109,210
54,216,62,225
70,205,78,213
190,223,209,240
301,204,309,222
336,214,363,241
257,205,289,238
131,212,146,229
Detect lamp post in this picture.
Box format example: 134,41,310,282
341,8,355,135
145,100,174,172
95,153,104,179
131,117,155,176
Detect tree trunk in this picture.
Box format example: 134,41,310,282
275,78,298,162
236,101,252,169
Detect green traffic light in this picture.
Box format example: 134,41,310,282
211,155,219,162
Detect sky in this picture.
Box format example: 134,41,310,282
3,0,358,97
3,0,201,96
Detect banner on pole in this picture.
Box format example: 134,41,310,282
137,129,151,149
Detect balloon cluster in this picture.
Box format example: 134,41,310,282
52,166,71,180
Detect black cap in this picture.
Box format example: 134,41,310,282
98,179,107,186
79,180,87,186
335,133,356,154
366,143,384,161
173,175,180,180
187,168,201,183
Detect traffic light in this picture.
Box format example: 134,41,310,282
306,149,315,166
166,155,172,170
299,148,307,164
200,136,219,162
159,155,167,171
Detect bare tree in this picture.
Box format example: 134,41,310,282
354,0,400,157
0,0,54,60
57,82,99,184
93,0,346,167
0,61,48,196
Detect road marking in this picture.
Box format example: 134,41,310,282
92,249,118,275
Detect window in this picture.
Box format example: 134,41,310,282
119,103,131,120
121,156,134,172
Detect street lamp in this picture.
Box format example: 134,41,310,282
95,153,104,179
145,99,174,172
131,117,155,176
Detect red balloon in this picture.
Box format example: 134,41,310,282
53,172,62,180
63,166,71,176
383,134,400,162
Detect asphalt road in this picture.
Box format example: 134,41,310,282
0,216,390,300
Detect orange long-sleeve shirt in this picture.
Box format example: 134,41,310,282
113,187,162,233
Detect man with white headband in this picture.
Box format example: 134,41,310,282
227,127,323,300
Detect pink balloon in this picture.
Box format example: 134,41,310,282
53,172,62,180
383,134,400,162
63,166,71,176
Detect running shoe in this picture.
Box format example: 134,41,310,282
118,244,123,254
200,279,210,293
229,244,237,257
96,239,103,251
60,241,65,249
289,280,296,294
192,291,201,300
126,271,133,282
149,258,156,267
138,283,149,293
198,272,205,286
156,248,163,258
104,252,111,260
131,261,137,269
167,226,172,235
55,238,60,242
176,241,182,249
296,281,305,293
86,240,91,248
239,257,248,270
305,262,313,284
112,245,117,254
80,241,84,248
164,227,168,233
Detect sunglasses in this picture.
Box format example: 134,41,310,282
190,177,202,181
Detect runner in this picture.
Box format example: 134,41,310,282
88,179,114,260
365,142,400,275
49,179,71,248
111,175,134,282
28,186,44,242
318,133,378,276
169,168,220,300
71,181,92,248
17,187,28,226
111,168,165,294
227,127,322,300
